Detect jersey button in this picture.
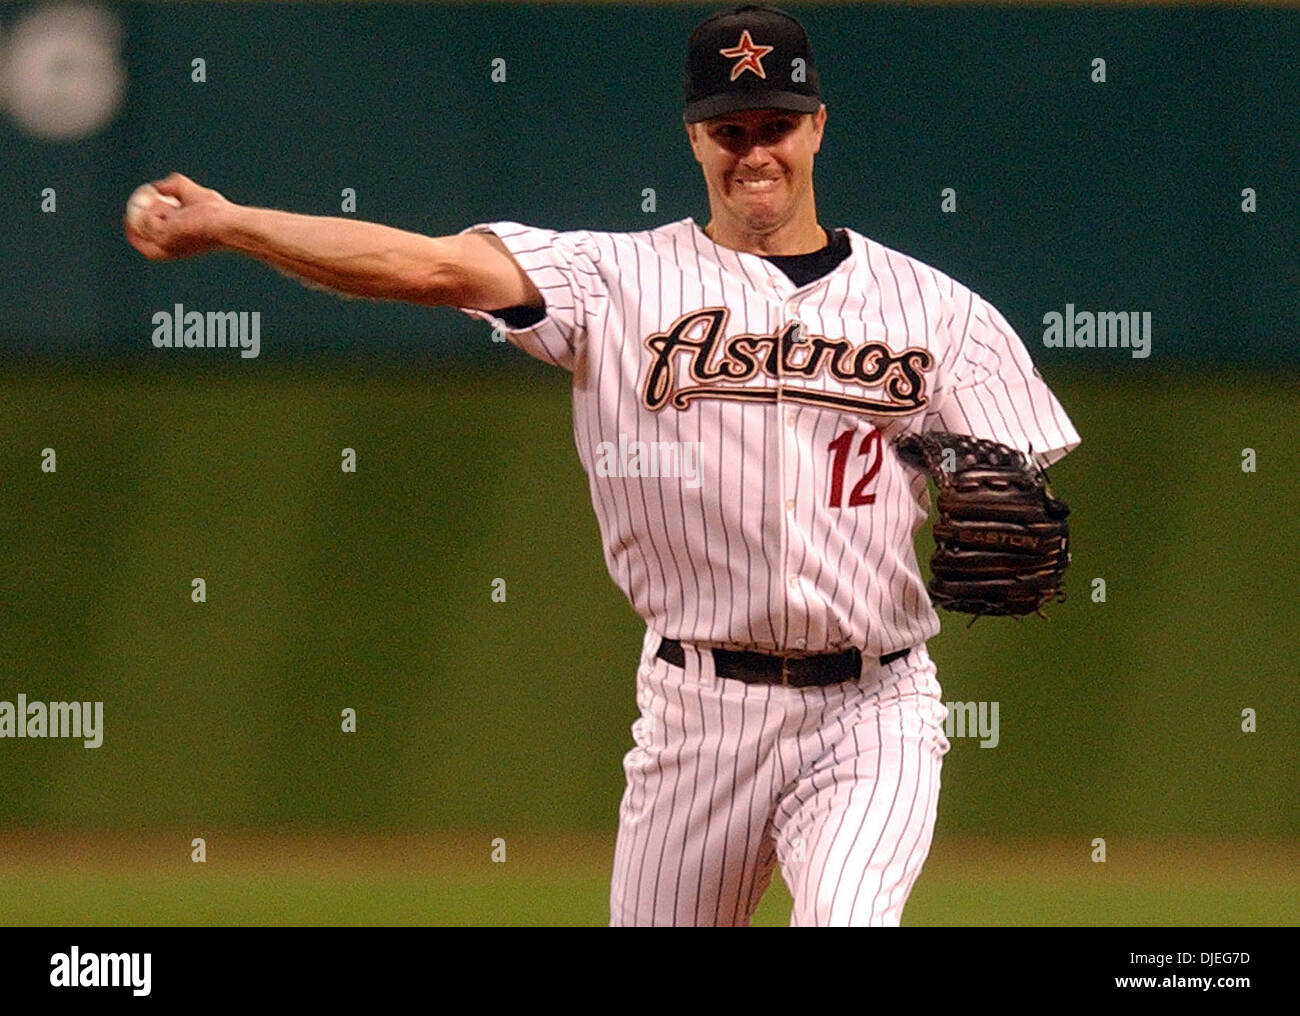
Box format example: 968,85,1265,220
786,499,795,512
786,411,796,426
788,575,798,589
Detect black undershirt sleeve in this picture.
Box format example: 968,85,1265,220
494,303,547,329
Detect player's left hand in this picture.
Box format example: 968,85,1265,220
124,172,230,261
896,431,1071,619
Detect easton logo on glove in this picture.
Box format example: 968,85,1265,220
895,432,1071,619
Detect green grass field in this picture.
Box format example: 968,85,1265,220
3,832,1295,926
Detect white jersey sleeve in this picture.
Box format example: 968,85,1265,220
454,221,602,372
926,291,1081,467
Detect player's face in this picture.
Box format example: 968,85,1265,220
687,106,826,237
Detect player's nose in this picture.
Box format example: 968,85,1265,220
737,151,778,173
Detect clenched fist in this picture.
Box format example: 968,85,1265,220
123,173,230,261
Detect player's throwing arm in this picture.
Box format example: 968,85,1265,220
123,172,543,313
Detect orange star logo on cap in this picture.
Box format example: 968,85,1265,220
719,29,773,81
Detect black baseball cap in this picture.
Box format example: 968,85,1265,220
684,4,822,123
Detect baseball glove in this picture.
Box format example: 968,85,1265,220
895,431,1071,619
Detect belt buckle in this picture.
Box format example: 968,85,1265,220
779,655,799,688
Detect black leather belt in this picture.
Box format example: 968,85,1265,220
656,637,910,688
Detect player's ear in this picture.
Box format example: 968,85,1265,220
810,105,827,154
685,119,704,164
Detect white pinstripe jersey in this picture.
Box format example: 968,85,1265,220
457,217,1080,656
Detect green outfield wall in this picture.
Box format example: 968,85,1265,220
1,2,1296,365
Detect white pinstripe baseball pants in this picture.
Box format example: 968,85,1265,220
610,630,951,927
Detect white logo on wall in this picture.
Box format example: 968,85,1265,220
0,3,125,140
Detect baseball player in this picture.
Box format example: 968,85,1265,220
126,3,1080,926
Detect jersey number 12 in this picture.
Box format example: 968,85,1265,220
827,427,882,508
